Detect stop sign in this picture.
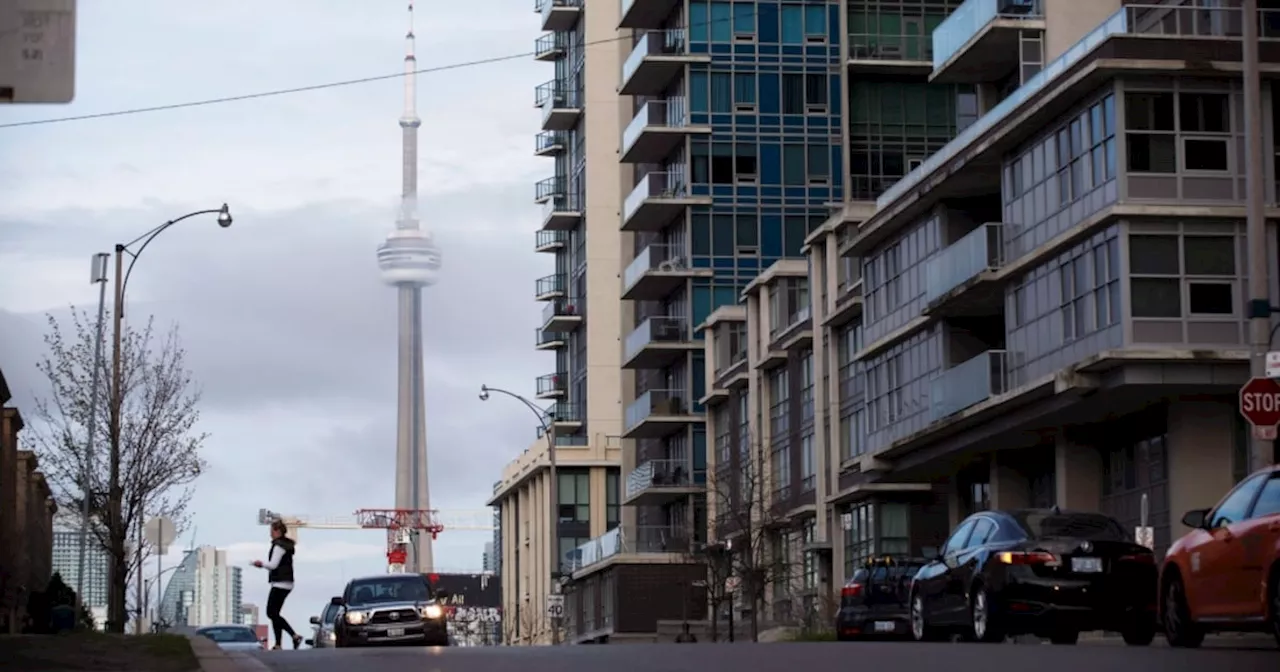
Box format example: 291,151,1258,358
1239,377,1280,427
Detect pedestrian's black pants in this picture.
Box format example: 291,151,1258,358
266,587,297,646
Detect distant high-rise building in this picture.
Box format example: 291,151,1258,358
230,566,243,624
158,546,239,626
481,541,495,573
50,518,108,613
240,603,260,626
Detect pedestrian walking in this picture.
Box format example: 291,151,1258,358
253,519,302,650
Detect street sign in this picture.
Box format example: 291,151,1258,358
1134,526,1155,550
1239,377,1280,429
143,516,176,555
545,594,564,619
1267,352,1280,379
1255,425,1278,441
0,0,77,103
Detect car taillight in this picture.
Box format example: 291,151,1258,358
996,551,1058,565
841,583,863,598
1118,553,1154,564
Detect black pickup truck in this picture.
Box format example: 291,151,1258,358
835,557,926,640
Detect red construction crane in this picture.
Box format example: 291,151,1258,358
354,508,444,572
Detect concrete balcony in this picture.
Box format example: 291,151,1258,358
623,389,700,439
621,171,709,232
618,0,680,30
620,29,709,96
535,273,566,302
713,355,749,389
541,193,582,232
623,458,705,506
562,523,692,575
535,372,567,400
930,0,1044,84
769,306,813,351
621,243,710,301
535,79,582,132
535,229,568,254
930,350,1010,421
924,223,1006,317
540,297,583,334
621,100,710,164
534,32,567,62
846,31,934,76
535,328,567,351
622,316,696,370
536,0,582,33
535,131,566,158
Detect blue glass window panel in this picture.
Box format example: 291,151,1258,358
690,1,709,42
804,4,825,37
807,144,830,180
780,5,802,44
691,213,711,255
784,216,807,256
692,286,713,328
690,71,708,112
760,214,783,256
710,72,731,113
783,144,805,185
759,73,780,114
732,2,754,35
758,3,779,43
713,286,738,308
710,3,732,43
692,427,707,478
760,143,781,184
734,73,756,104
711,214,734,255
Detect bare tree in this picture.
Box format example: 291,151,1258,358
703,429,800,642
25,308,207,632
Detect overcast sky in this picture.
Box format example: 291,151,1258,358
0,0,549,632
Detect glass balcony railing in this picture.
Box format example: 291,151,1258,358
622,100,690,154
932,0,1042,68
536,372,566,396
535,131,565,154
542,193,580,218
625,458,704,499
543,401,584,424
535,175,565,202
881,3,1234,211
622,243,690,290
535,229,568,249
622,28,690,83
930,350,1009,421
534,79,578,109
535,273,566,297
924,223,1005,304
562,524,692,573
535,328,567,347
625,388,691,430
847,31,935,62
541,296,581,325
624,171,689,220
534,32,567,59
624,315,689,361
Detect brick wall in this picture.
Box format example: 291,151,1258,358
0,399,23,631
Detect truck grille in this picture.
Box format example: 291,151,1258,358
369,608,418,624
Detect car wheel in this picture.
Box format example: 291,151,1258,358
1121,613,1156,646
910,592,943,642
1162,573,1204,648
1048,629,1079,645
966,584,1005,644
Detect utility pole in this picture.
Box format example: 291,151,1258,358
1243,0,1274,472
546,415,559,645
78,253,109,609
108,245,125,632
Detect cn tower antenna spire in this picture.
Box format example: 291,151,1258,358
402,2,419,125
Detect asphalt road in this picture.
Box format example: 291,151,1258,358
244,640,1278,672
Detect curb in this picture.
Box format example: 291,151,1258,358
186,635,273,672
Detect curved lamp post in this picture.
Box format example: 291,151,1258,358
479,383,562,644
100,204,232,634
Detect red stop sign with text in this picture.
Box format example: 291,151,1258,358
1239,377,1280,427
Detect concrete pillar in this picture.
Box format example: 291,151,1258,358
946,474,962,528
1166,400,1236,539
989,453,1030,510
1054,435,1101,511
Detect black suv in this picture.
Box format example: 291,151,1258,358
835,556,927,640
332,573,451,647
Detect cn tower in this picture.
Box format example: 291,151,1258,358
375,1,440,573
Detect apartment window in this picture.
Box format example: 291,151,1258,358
606,470,619,529
714,404,733,465
779,3,828,44
842,501,874,577
1130,233,1238,318
691,142,758,184
769,368,790,440
866,351,904,429
781,73,828,115
559,536,589,566
1061,236,1121,341
800,431,815,492
840,407,866,460
848,81,958,200
558,471,590,523
737,391,752,496
799,350,814,421
837,322,863,402
880,503,909,556
734,73,757,108
1127,91,1230,174
772,443,791,502
801,520,817,590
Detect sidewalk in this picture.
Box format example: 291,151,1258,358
186,635,273,672
0,632,198,671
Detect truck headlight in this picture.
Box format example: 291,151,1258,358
422,605,444,620
344,611,367,625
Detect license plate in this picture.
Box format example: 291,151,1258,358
873,621,896,633
1071,557,1103,573
385,627,405,637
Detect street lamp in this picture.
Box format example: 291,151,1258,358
106,204,232,634
76,253,110,610
478,384,561,644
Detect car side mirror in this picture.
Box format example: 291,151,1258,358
330,596,344,607
309,616,320,625
434,590,451,602
921,546,939,561
1181,508,1210,529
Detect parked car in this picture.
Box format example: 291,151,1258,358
332,573,451,647
305,599,342,649
195,624,266,651
908,508,1157,645
1160,464,1280,648
835,556,927,640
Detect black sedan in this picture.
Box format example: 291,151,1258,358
908,508,1157,645
835,556,926,640
332,573,451,647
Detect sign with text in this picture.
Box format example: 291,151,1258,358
1239,377,1280,428
0,0,76,103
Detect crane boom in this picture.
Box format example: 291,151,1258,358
256,508,496,531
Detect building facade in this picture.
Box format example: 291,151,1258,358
158,546,240,627
51,521,111,616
